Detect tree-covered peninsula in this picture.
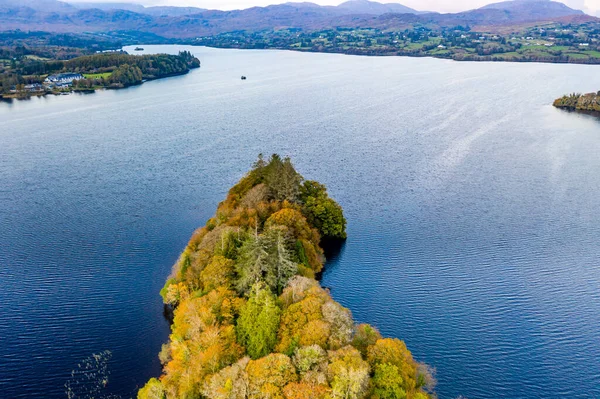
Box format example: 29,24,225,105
0,50,200,98
553,92,600,113
139,155,435,399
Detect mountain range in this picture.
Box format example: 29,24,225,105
0,0,594,39
68,3,208,17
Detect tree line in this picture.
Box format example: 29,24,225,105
139,155,435,399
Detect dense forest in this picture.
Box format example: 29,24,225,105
553,92,600,112
70,51,200,88
139,155,435,399
0,50,200,96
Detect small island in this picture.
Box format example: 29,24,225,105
1,50,200,99
553,91,600,113
139,154,435,399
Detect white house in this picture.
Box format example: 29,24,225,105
44,73,85,87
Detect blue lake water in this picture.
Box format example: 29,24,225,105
1,45,599,399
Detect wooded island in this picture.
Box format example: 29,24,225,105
554,92,600,112
139,155,435,399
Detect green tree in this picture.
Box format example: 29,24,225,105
264,155,303,202
265,226,298,294
300,181,347,239
236,283,281,359
236,228,298,295
372,363,407,399
235,235,270,295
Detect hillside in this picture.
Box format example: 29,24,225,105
68,2,207,17
481,0,584,19
337,0,419,15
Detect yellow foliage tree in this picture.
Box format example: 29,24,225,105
201,255,235,291
283,382,331,399
327,346,370,399
367,339,418,397
246,353,298,399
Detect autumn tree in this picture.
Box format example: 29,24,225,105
138,378,166,399
322,301,353,350
283,383,330,399
201,255,235,291
327,346,370,399
352,324,382,356
202,357,250,399
246,353,298,399
367,339,418,397
276,286,329,354
371,363,407,399
293,345,328,386
161,288,245,398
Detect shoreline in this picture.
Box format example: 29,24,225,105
183,43,600,66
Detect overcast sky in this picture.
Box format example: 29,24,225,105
70,0,600,16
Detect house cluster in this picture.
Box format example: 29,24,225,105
24,83,44,92
43,73,85,88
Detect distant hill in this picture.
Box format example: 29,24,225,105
68,2,145,13
0,0,593,39
336,0,419,15
0,0,75,13
142,6,206,17
481,0,584,19
68,2,207,17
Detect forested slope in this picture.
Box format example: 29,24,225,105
139,154,435,399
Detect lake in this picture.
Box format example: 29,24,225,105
1,45,599,399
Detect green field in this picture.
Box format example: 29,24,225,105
565,52,590,59
83,72,112,79
25,55,50,61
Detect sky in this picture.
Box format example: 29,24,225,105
69,0,600,16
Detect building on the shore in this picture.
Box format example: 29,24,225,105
44,73,85,88
24,83,44,92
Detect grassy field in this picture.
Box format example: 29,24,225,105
25,55,50,61
83,72,112,79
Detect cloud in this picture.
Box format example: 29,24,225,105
560,0,600,14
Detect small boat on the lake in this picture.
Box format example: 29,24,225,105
134,47,144,51
241,76,247,80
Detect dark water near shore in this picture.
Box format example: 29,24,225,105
1,45,600,399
